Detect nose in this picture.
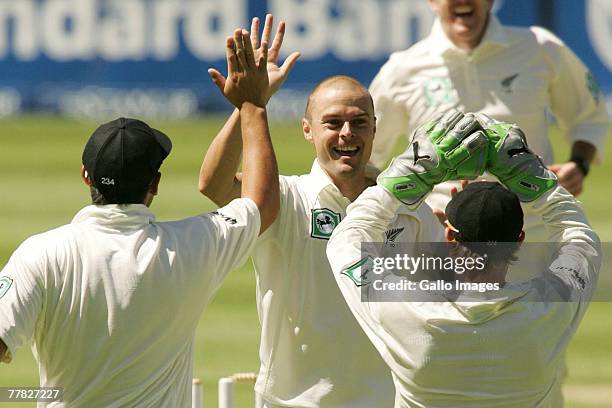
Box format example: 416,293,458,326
339,121,354,138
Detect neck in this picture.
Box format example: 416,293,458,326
329,172,368,202
448,15,490,51
458,263,507,285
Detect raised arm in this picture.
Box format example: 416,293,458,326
211,26,280,233
477,113,601,296
199,15,300,206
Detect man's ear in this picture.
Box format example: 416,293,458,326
81,165,92,186
302,118,314,144
149,172,162,196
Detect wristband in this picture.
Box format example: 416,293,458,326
570,156,590,177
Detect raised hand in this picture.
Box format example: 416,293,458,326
252,15,301,102
209,28,269,108
475,113,558,202
377,110,489,208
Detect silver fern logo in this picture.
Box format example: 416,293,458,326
384,227,405,243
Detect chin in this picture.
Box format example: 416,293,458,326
335,163,362,177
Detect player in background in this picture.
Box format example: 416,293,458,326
369,0,608,239
200,15,443,408
0,28,279,407
327,111,601,407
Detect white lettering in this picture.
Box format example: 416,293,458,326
271,0,329,59
41,0,95,61
0,0,37,60
183,0,245,60
0,0,435,62
331,0,381,60
387,0,434,51
151,0,183,60
98,0,147,61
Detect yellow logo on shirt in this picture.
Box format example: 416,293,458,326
0,276,13,300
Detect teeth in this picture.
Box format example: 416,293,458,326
454,5,473,14
336,146,358,153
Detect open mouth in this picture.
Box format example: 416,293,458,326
453,5,474,18
333,146,360,158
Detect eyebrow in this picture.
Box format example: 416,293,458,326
319,113,370,122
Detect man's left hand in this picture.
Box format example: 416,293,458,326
549,162,585,196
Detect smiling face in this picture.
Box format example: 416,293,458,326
302,78,376,184
429,0,493,50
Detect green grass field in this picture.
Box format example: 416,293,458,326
0,116,610,407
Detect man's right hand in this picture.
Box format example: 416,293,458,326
377,110,489,208
475,113,558,202
209,15,300,107
209,28,269,108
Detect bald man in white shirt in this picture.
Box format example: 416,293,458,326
200,15,444,407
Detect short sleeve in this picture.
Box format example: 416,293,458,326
206,197,261,288
0,240,45,362
536,27,609,161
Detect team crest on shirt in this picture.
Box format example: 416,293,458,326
341,257,374,287
0,276,13,300
310,208,341,240
423,77,456,107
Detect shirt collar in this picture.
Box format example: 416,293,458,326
307,159,337,194
429,14,509,56
72,204,156,227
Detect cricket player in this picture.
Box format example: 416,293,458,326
327,110,601,407
0,29,279,407
369,0,608,237
200,15,443,407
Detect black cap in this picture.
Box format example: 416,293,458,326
445,182,523,244
82,118,172,204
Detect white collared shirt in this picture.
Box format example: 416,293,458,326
327,185,601,407
0,199,260,407
369,15,609,168
253,160,443,407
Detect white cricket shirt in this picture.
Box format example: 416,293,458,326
327,185,601,407
253,160,443,407
370,16,608,168
369,16,609,236
0,199,260,407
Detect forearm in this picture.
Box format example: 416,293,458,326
328,186,401,272
198,109,243,206
240,103,279,233
528,185,599,247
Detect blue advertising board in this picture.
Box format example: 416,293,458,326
0,0,609,119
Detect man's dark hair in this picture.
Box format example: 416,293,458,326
89,184,149,205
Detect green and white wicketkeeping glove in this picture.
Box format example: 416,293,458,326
377,110,489,208
475,113,558,202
